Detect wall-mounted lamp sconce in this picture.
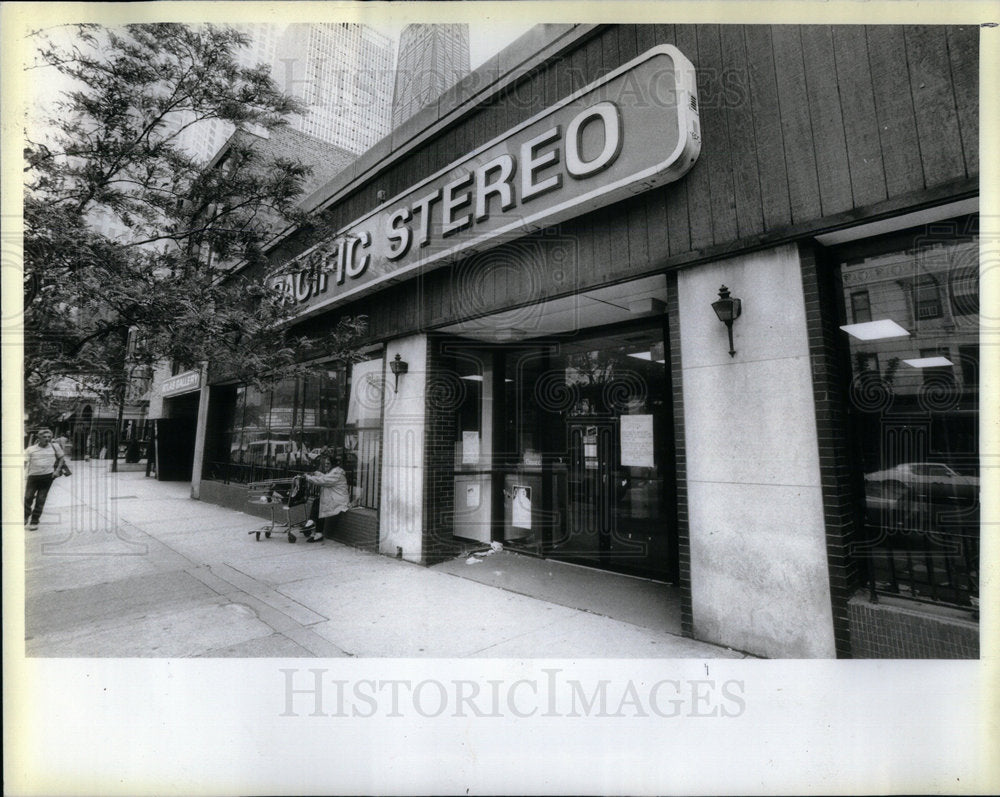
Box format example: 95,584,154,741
389,353,409,392
711,285,742,358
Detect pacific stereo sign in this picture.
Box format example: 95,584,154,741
271,44,701,319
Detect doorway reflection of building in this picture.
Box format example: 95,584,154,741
501,324,677,581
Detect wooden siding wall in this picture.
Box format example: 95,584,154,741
278,24,978,343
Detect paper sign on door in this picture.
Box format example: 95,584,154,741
462,431,479,464
512,485,531,529
620,414,654,468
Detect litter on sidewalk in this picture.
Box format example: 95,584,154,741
465,540,503,564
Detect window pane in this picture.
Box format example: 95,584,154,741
346,356,383,508
851,291,872,323
839,223,979,609
205,357,380,493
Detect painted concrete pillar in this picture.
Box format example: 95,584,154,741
677,244,836,658
378,334,428,563
189,364,210,500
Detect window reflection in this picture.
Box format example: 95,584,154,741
207,355,384,509
838,220,979,609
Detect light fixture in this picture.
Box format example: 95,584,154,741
903,356,954,368
389,353,408,392
627,351,666,364
628,298,666,315
711,285,742,358
840,319,910,341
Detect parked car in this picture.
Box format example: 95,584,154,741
865,462,979,505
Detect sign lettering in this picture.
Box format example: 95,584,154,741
272,45,700,319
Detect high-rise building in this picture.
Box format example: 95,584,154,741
175,23,285,163
391,24,471,128
276,23,395,154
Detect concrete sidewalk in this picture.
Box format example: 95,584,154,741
22,466,745,658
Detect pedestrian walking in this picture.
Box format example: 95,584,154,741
302,453,351,543
24,428,66,530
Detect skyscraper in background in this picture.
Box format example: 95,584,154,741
391,24,471,128
173,23,285,163
276,23,395,154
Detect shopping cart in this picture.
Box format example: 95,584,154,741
246,476,313,543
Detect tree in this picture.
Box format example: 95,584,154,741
23,22,366,436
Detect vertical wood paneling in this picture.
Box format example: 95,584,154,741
905,26,966,188
616,24,639,66
606,23,633,272
601,24,621,76
800,26,853,215
569,44,590,94
643,23,675,263
566,45,596,277
833,26,888,208
721,26,764,239
528,69,549,118
585,29,604,85
771,26,823,222
866,26,924,197
630,25,672,262
284,22,976,330
634,23,658,55
696,25,738,246
946,25,979,178
543,47,559,108
667,24,695,255
479,95,505,155
744,25,792,229
584,38,612,279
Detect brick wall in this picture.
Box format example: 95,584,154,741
848,595,979,658
799,242,864,658
666,272,694,639
330,509,379,552
421,336,463,565
236,126,356,197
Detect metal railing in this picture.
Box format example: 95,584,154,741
854,492,979,611
204,459,380,510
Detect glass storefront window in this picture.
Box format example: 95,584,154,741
345,356,384,507
836,218,979,609
205,355,384,509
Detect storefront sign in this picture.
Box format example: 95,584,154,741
161,369,201,398
272,44,701,319
620,414,655,468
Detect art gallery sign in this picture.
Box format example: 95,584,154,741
161,369,201,398
270,45,701,319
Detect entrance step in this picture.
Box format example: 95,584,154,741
431,549,681,636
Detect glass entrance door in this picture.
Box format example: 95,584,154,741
562,419,617,566
501,324,678,581
450,348,494,544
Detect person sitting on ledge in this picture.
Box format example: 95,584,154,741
302,453,351,543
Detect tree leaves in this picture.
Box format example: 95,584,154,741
24,23,365,425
